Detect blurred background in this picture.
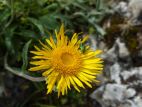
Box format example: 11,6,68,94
0,0,142,107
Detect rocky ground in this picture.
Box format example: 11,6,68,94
90,0,142,107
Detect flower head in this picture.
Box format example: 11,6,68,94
29,24,103,96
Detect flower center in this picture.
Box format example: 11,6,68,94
61,53,74,65
51,46,82,75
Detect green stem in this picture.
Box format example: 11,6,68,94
4,53,45,82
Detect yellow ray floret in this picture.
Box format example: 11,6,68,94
29,24,103,96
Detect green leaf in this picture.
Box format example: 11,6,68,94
39,13,59,30
22,40,32,72
96,0,101,11
35,103,56,107
0,9,10,24
28,17,45,35
18,30,39,39
88,18,106,36
4,27,16,54
80,43,85,53
42,3,58,13
94,23,106,36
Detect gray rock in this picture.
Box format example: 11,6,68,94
125,88,136,98
115,1,128,15
90,31,142,107
90,86,105,105
110,63,121,84
121,67,142,81
118,100,137,107
133,96,142,107
116,38,130,58
120,70,132,81
102,43,117,63
128,0,142,24
103,84,127,102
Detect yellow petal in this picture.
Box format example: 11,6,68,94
57,76,64,97
81,35,89,43
49,36,56,48
32,56,50,59
42,68,54,76
46,38,56,49
68,77,80,92
83,50,103,59
82,69,100,75
80,72,96,80
77,73,92,88
29,65,50,71
72,76,85,88
78,72,92,82
59,24,65,37
83,58,103,64
70,33,78,46
65,76,71,89
61,78,67,95
83,64,103,70
34,45,40,51
47,72,59,94
39,40,51,51
30,60,50,66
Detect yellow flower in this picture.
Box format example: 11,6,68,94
29,24,103,96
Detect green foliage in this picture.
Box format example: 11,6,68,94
0,0,109,68
0,0,109,52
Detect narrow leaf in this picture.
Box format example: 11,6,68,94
22,40,32,71
28,17,45,35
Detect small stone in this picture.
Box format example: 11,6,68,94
90,86,105,107
125,88,136,98
121,70,133,81
116,38,130,58
128,0,142,23
119,100,137,107
110,63,121,84
134,96,142,107
115,1,128,14
103,84,127,102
